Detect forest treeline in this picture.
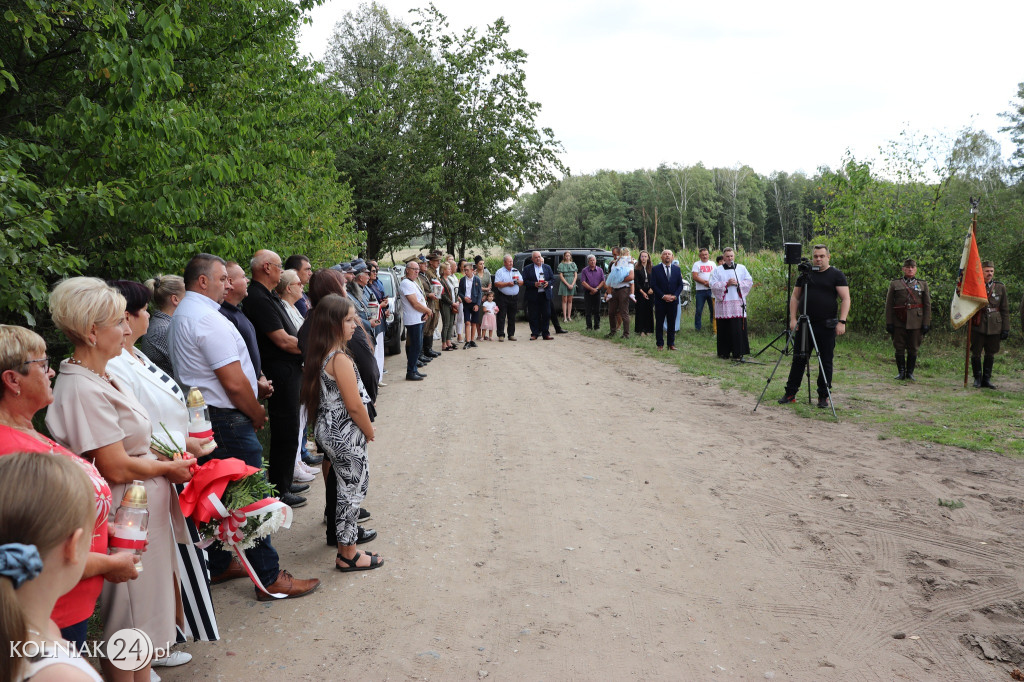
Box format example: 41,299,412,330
515,121,1024,333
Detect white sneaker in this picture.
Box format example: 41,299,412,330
152,650,192,667
299,461,320,477
293,467,315,483
151,671,160,682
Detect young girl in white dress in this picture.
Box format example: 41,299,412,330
480,291,498,341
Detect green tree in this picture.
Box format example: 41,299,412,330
536,172,625,247
713,165,764,250
1,0,356,325
1000,81,1024,181
324,2,431,259
411,5,566,258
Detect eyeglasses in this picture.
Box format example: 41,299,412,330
22,356,50,373
269,262,284,270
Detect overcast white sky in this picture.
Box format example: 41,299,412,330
298,0,1024,179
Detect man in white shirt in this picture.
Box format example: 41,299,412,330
168,253,320,602
492,254,522,341
691,248,715,331
400,257,433,380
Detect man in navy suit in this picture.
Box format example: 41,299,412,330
650,249,685,350
521,250,555,340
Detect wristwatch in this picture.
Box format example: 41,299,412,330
838,319,847,324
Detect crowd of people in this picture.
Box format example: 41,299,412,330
0,250,403,681
1,242,1019,681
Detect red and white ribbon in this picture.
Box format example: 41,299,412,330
204,494,293,598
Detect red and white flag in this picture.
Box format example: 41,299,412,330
950,223,987,329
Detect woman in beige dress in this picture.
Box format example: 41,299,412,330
45,277,193,682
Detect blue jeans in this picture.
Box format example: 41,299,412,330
405,322,423,375
694,289,713,330
208,407,280,586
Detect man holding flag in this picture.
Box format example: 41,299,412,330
970,261,1010,388
950,205,1009,388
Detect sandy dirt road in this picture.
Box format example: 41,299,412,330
164,333,1024,680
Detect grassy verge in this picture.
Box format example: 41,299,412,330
571,317,1024,457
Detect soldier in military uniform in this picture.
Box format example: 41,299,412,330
420,252,443,361
885,258,931,380
970,260,1010,389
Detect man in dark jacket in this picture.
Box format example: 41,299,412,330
885,258,931,381
522,251,555,340
971,260,1010,388
651,249,685,350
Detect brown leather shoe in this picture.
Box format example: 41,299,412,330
256,570,321,602
210,556,246,585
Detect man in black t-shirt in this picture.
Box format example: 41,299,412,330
243,249,307,506
779,245,851,409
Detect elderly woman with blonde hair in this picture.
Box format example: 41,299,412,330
275,268,306,332
45,277,193,682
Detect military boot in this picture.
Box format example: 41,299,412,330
894,353,906,381
981,356,996,389
972,357,982,388
905,354,917,381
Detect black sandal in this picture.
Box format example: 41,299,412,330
335,551,384,572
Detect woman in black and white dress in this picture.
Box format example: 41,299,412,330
300,294,384,572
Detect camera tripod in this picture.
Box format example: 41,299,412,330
753,269,837,419
747,257,797,363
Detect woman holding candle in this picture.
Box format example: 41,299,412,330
0,324,138,652
105,280,220,653
45,277,193,682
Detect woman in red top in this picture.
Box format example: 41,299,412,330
0,324,138,649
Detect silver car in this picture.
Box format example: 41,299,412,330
375,269,405,355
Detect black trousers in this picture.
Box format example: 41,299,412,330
654,298,678,347
583,291,602,328
496,291,518,337
527,294,550,337
785,320,836,398
262,360,302,496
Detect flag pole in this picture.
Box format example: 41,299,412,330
963,198,980,387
